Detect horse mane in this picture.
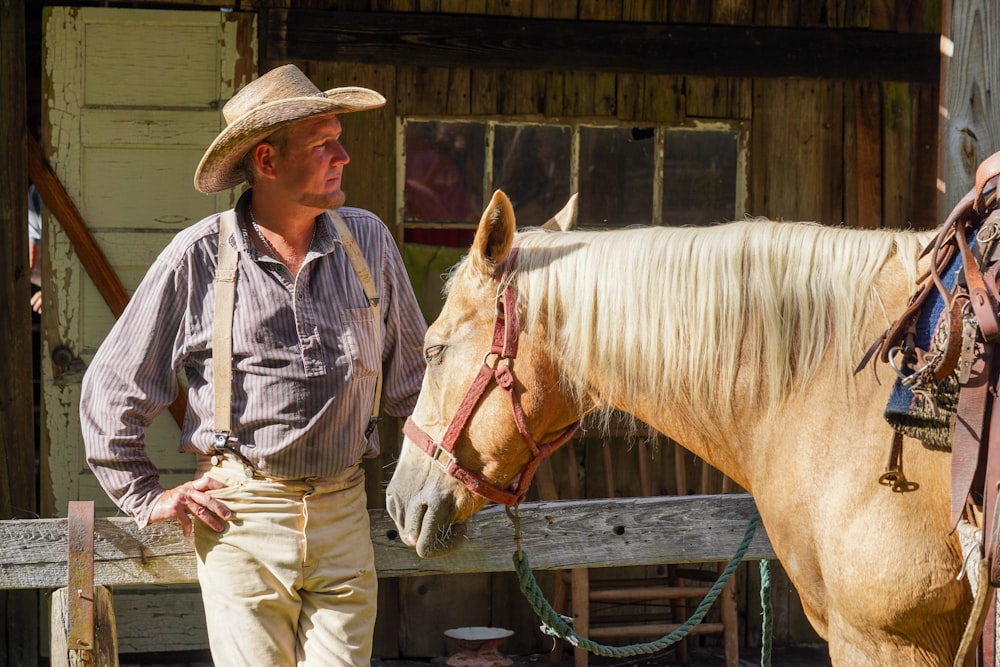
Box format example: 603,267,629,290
503,219,934,438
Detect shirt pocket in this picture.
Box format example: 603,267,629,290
339,308,380,379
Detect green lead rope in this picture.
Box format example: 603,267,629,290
509,507,770,665
760,558,773,665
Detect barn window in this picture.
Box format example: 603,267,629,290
401,119,743,245
663,128,739,226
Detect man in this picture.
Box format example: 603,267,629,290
28,183,42,313
80,64,427,666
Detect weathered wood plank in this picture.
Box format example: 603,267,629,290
640,74,684,124
396,65,452,115
684,76,752,120
938,0,1000,217
312,61,398,233
750,78,845,223
50,586,118,667
882,81,912,230
0,495,773,590
268,9,940,82
908,81,940,230
3,2,40,664
846,80,883,228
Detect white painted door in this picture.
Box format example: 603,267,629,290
42,6,255,654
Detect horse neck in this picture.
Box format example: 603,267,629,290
521,223,932,490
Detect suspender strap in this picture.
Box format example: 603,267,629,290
211,209,384,454
329,211,384,439
213,211,239,447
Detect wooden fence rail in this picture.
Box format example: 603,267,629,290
0,494,774,589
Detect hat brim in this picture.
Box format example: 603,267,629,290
194,86,386,194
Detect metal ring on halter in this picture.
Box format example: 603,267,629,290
887,346,926,383
976,220,1000,244
483,351,504,369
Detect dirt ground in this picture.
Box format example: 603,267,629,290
373,644,832,667
114,642,831,666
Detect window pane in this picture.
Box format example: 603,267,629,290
404,120,485,224
493,125,572,228
663,129,738,226
578,127,655,228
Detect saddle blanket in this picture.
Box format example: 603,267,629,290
883,246,964,450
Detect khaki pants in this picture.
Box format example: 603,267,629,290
193,457,376,667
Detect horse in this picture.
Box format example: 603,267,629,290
385,190,972,665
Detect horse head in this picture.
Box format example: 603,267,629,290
386,190,582,557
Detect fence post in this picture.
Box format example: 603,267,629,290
50,501,118,666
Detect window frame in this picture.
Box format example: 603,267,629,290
396,116,749,231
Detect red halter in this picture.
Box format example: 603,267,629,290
402,250,580,506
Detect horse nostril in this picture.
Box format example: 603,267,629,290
386,529,399,541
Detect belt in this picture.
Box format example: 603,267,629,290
195,452,363,483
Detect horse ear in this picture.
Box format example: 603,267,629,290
540,193,578,232
471,190,516,272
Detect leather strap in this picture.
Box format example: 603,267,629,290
954,557,992,667
974,150,1000,215
212,209,384,456
956,210,1000,343
329,211,384,440
951,344,994,532
403,249,580,506
986,379,1000,586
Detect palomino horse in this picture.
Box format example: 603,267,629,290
386,190,970,665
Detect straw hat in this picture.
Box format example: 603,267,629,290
194,64,386,194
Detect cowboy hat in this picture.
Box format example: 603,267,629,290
194,64,386,194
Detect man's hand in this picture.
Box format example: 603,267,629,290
149,477,233,536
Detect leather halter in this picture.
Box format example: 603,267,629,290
402,249,581,506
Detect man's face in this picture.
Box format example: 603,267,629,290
272,114,350,210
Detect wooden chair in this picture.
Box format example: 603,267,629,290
536,423,739,667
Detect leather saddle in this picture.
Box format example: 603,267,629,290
861,150,1000,666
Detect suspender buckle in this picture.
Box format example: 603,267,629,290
365,417,382,439
213,431,256,470
213,431,231,450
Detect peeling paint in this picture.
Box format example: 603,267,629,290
41,7,256,527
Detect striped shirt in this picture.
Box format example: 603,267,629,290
80,190,428,528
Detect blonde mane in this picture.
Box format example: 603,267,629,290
502,220,933,436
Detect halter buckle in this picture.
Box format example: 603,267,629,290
430,441,458,473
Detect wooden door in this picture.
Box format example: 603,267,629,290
41,6,255,654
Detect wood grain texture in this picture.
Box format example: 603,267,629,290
750,78,845,223
0,495,774,589
50,586,118,666
1,3,40,664
845,81,883,228
268,9,939,82
938,0,1000,217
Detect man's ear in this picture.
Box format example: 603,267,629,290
251,141,278,180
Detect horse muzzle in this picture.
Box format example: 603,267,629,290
385,438,479,557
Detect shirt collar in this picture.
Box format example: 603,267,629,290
231,189,341,259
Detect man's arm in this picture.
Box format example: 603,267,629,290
79,253,229,530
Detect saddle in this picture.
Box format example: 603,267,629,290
862,150,1000,665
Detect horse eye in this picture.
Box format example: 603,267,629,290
424,345,446,364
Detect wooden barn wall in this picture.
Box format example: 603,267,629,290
248,0,943,658
20,0,944,661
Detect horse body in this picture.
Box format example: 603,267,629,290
386,191,972,665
